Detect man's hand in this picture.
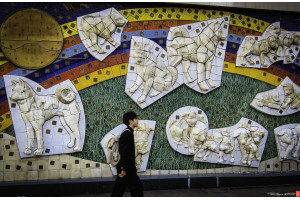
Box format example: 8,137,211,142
118,170,126,178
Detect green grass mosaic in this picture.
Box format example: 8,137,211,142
3,72,300,169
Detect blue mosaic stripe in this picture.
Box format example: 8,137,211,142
227,33,244,44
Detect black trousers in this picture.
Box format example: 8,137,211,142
111,172,144,197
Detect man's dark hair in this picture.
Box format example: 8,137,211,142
123,111,137,126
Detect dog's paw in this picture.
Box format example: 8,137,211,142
97,49,106,54
33,148,43,156
68,141,75,148
256,155,261,161
74,146,80,152
286,56,292,62
207,79,216,88
138,95,146,103
199,82,209,91
23,148,32,155
129,87,136,93
189,149,195,155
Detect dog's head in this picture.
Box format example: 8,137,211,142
283,83,295,96
267,35,279,49
213,21,227,41
9,79,33,102
250,126,265,144
132,40,150,65
267,24,281,37
277,129,293,144
110,9,127,27
292,33,300,46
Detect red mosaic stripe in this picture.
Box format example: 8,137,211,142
224,52,237,63
0,100,9,116
62,34,83,50
228,25,262,37
0,62,19,78
261,66,300,86
40,52,130,89
123,20,196,32
224,52,300,86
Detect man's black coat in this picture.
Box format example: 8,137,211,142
116,126,137,174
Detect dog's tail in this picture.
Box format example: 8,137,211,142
55,85,76,104
165,66,178,90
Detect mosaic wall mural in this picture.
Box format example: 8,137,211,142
0,2,299,182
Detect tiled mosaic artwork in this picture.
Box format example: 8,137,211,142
251,77,300,116
4,75,85,158
166,106,268,167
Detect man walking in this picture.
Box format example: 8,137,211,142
111,111,144,197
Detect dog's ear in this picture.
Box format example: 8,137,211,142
133,40,139,48
144,43,151,51
110,8,119,17
11,80,17,86
18,79,30,90
18,79,25,88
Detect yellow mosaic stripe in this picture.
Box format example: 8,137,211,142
0,52,8,66
0,111,12,132
119,7,269,33
72,63,128,91
223,61,283,86
59,7,270,38
60,21,79,38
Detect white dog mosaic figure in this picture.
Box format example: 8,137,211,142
168,21,227,91
129,40,178,103
80,9,127,54
9,79,81,156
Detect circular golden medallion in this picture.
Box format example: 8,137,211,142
0,8,63,69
